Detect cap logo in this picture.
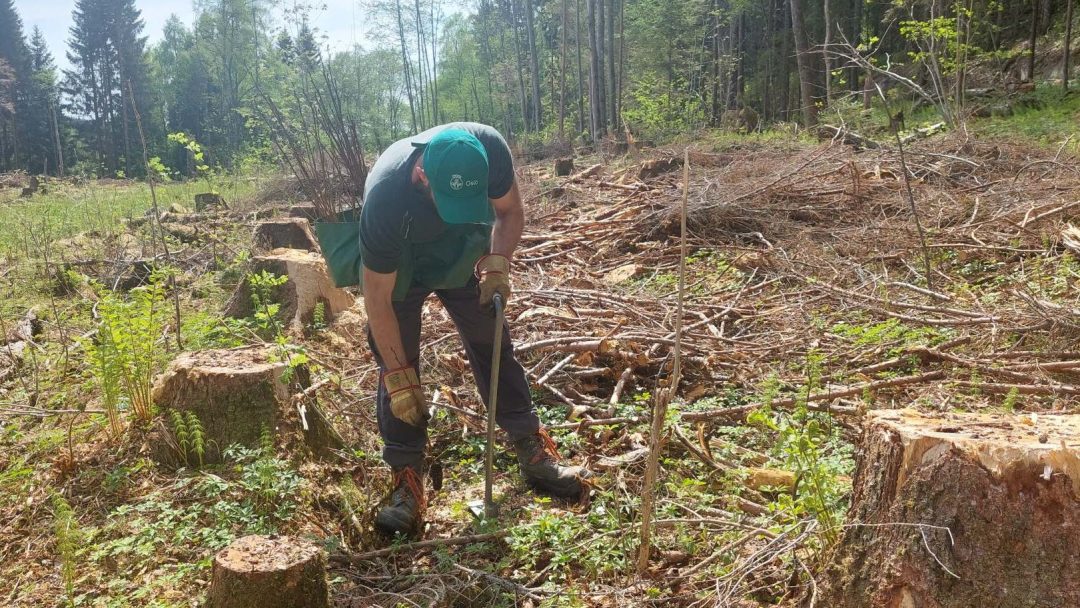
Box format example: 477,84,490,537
449,174,463,191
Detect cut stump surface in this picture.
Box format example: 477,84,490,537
253,218,319,252
207,535,329,608
823,409,1080,608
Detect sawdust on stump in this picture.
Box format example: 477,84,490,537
224,248,355,333
253,218,319,252
821,409,1080,608
207,535,329,608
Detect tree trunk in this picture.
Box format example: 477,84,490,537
151,347,291,465
605,0,617,129
413,0,428,129
559,0,568,139
822,410,1080,608
524,0,543,131
1027,0,1038,82
586,0,602,141
789,0,817,126
576,0,587,137
595,0,608,137
509,0,530,131
395,0,418,132
823,0,833,105
207,535,329,608
1066,0,1074,91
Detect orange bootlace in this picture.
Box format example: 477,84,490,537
393,466,427,514
535,428,562,464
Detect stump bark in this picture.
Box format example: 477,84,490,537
253,218,318,252
224,248,355,332
822,409,1080,608
207,535,329,608
151,346,290,464
553,157,575,176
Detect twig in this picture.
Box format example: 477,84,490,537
876,83,933,291
637,148,690,574
609,366,634,405
128,80,183,349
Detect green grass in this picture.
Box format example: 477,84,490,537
976,86,1080,147
0,177,256,255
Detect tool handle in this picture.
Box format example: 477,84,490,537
484,291,506,518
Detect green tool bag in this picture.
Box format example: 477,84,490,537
313,208,363,288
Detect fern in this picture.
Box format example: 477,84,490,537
259,423,274,457
51,492,80,608
169,409,190,464
167,410,205,467
84,272,169,427
186,411,205,468
312,301,326,330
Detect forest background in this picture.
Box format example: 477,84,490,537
1,0,1076,183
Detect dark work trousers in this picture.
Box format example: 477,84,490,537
367,278,540,469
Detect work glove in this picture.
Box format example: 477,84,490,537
383,366,429,427
475,254,511,313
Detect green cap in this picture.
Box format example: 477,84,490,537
419,129,494,224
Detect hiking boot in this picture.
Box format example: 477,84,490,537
514,429,592,501
374,464,426,537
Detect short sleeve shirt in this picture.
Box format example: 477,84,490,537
359,123,514,284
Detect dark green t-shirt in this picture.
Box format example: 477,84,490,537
359,122,514,298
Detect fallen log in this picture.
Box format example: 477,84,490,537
822,409,1080,608
207,535,328,608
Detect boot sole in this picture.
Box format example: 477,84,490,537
374,512,421,537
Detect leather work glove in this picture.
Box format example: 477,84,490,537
475,254,511,313
383,366,429,427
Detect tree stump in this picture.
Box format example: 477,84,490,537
151,346,290,464
553,157,575,176
207,535,329,608
195,192,227,211
288,203,319,221
253,218,318,252
224,248,355,333
822,409,1080,608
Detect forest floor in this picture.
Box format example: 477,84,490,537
2,97,1080,607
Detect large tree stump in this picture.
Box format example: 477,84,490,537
224,248,355,333
150,345,341,464
151,346,290,464
822,409,1080,608
207,535,329,608
252,218,318,252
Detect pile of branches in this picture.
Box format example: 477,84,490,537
321,132,1080,605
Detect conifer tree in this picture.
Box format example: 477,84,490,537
0,0,29,171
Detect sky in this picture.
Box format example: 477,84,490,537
14,0,378,71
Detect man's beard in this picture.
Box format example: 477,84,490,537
413,181,435,205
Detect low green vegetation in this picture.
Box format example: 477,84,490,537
0,178,256,255
977,87,1080,147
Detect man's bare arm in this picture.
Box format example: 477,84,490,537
362,267,408,369
489,180,525,257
